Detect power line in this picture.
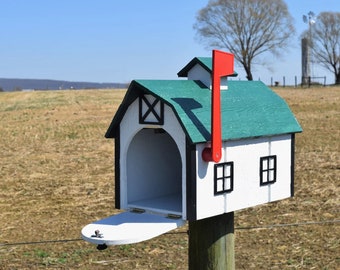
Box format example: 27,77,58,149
0,238,81,247
235,219,340,230
0,219,339,248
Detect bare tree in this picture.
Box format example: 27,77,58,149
193,0,295,81
310,12,340,84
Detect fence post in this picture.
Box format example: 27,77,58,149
189,212,235,270
283,76,285,87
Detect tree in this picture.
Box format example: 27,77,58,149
310,12,340,84
193,0,295,81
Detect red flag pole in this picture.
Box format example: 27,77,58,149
202,50,234,163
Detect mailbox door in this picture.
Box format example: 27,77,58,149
81,211,185,245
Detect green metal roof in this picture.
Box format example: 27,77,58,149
106,79,302,144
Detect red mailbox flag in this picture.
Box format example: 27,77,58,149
202,50,234,163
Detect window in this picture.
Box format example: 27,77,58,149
214,162,234,195
260,155,277,186
139,95,164,125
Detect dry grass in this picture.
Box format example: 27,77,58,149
0,86,339,269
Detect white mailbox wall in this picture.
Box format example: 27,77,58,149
195,134,293,220
187,63,228,90
119,97,187,218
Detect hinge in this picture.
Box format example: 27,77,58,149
167,214,182,219
130,208,145,214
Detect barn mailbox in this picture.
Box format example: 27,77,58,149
82,50,302,247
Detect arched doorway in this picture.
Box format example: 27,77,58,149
126,128,182,215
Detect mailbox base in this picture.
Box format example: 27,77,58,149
189,212,235,270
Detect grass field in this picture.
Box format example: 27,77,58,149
0,86,339,269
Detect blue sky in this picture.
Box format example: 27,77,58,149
0,0,338,85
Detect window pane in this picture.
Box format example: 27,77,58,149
262,171,268,182
217,166,223,178
225,178,231,190
224,165,231,176
217,180,223,192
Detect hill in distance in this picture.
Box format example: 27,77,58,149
0,78,128,91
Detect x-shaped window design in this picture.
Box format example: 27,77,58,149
139,95,164,125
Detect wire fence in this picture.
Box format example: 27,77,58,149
1,219,339,248
267,76,327,88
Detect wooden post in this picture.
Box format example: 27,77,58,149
189,212,235,270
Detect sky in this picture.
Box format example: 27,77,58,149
0,0,339,85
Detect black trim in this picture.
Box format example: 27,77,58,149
105,81,140,138
114,127,121,209
139,95,164,125
214,162,234,195
186,139,197,221
290,134,295,197
260,155,277,186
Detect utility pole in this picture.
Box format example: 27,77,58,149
302,11,316,85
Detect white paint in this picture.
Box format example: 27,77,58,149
114,95,293,222
119,99,187,219
195,134,293,220
187,64,211,88
126,129,182,214
187,63,228,90
81,212,185,246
